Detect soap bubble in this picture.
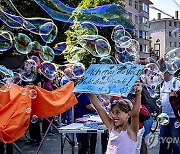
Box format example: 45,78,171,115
40,62,57,80
99,56,117,64
78,35,111,57
20,87,28,96
39,46,55,62
157,113,169,125
39,22,58,43
0,30,13,51
29,89,37,99
72,63,85,78
31,115,38,123
78,22,98,35
53,42,67,55
171,27,180,38
14,33,32,54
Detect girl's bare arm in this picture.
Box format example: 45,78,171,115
88,94,113,129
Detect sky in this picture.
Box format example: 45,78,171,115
149,0,180,20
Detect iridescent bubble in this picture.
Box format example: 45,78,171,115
165,48,180,62
145,63,159,73
39,46,55,62
40,62,57,80
20,59,37,82
13,72,21,85
29,89,37,99
53,42,67,55
166,62,178,74
156,98,162,107
20,87,28,96
28,41,42,54
111,25,125,41
0,65,14,92
30,56,41,67
31,115,38,123
72,63,85,78
33,1,134,28
115,46,126,53
146,57,157,64
146,73,163,86
25,107,32,113
63,67,74,79
127,39,139,54
78,22,98,35
174,121,180,129
115,51,137,63
39,22,58,43
171,27,180,38
66,47,85,63
95,39,111,57
172,57,180,70
0,30,13,51
14,33,32,54
112,29,125,42
99,56,117,64
125,31,132,39
157,113,169,125
78,35,111,57
115,36,131,48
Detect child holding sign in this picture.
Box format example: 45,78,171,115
88,81,142,154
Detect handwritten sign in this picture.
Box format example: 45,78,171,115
73,64,144,97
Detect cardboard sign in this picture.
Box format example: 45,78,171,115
73,64,144,97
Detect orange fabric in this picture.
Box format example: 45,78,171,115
0,81,77,143
0,86,31,143
31,81,78,118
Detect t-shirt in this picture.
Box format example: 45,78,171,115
74,93,94,119
161,77,180,118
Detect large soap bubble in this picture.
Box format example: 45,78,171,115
0,65,14,92
0,30,13,51
39,46,55,62
40,62,57,80
20,59,37,82
78,35,111,57
165,48,180,62
171,27,180,38
39,22,58,43
66,47,85,63
53,42,67,55
72,63,85,78
77,22,98,35
14,33,32,54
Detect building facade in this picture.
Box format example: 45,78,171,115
124,0,153,58
150,11,180,59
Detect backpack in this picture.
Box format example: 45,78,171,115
169,78,180,121
141,86,160,115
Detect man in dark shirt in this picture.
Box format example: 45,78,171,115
74,93,97,154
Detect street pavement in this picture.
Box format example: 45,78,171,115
13,129,160,154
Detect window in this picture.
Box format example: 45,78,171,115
135,15,138,24
140,45,143,52
174,22,177,27
169,31,171,36
135,1,138,10
127,12,132,21
174,42,177,47
170,42,172,47
139,31,143,38
169,21,172,26
129,0,132,6
179,42,180,47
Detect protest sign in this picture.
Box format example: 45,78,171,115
73,64,144,97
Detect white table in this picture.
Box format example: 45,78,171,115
58,123,107,154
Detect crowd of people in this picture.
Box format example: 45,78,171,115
0,66,179,154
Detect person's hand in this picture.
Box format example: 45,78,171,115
134,80,142,95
